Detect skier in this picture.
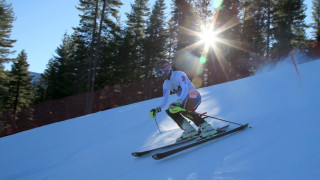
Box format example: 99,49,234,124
149,60,216,141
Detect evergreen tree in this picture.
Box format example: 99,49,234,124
0,0,16,64
125,0,150,80
236,0,275,76
53,34,76,98
0,66,8,113
5,50,34,110
75,0,122,113
193,0,213,24
272,0,307,57
116,28,135,84
0,67,8,133
171,0,196,53
72,33,91,92
5,50,34,130
214,0,242,80
95,2,123,87
312,0,320,41
0,0,16,113
41,58,59,100
168,0,193,64
216,0,241,54
41,33,89,100
144,0,168,78
76,0,103,96
241,0,269,57
167,19,178,61
169,0,199,73
266,0,272,58
42,34,76,100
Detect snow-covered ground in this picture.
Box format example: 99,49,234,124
1,58,320,180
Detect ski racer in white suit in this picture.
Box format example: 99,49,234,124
149,60,216,141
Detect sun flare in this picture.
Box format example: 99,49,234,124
199,27,217,47
175,8,250,80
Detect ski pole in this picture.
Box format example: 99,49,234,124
202,114,244,126
195,111,249,127
154,116,161,133
188,111,251,128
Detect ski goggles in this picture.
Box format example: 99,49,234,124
156,64,172,76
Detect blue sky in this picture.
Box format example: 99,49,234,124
5,0,314,73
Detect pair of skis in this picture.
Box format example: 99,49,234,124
132,123,249,160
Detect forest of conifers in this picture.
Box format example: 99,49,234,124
1,0,320,136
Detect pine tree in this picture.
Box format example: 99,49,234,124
0,0,16,64
171,0,196,53
193,0,213,24
53,34,75,98
5,50,34,130
41,58,59,100
95,2,123,87
0,66,8,113
169,0,199,73
167,19,178,61
144,0,168,78
216,0,241,53
0,67,9,133
272,0,307,57
241,0,269,57
0,0,16,113
68,33,88,93
116,28,135,84
125,0,150,80
213,0,242,80
168,0,192,64
266,0,272,58
75,0,122,113
41,33,89,100
42,34,76,100
5,50,34,110
312,0,320,41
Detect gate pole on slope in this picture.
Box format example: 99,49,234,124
289,52,302,85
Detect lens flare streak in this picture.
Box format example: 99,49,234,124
175,7,250,82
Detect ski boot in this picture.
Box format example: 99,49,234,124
198,122,217,139
176,120,198,142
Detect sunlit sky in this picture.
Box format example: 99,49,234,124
5,0,314,73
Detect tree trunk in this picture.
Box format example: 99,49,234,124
86,0,100,114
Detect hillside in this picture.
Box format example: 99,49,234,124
0,59,320,179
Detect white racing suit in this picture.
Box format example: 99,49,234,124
158,71,205,128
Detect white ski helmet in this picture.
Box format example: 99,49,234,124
155,60,172,78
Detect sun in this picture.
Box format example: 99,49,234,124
199,26,217,47
176,9,250,69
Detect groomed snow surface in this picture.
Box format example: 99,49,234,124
1,59,320,180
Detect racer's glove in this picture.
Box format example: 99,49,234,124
149,107,161,118
169,100,186,114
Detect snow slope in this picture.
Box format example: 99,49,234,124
1,59,320,180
